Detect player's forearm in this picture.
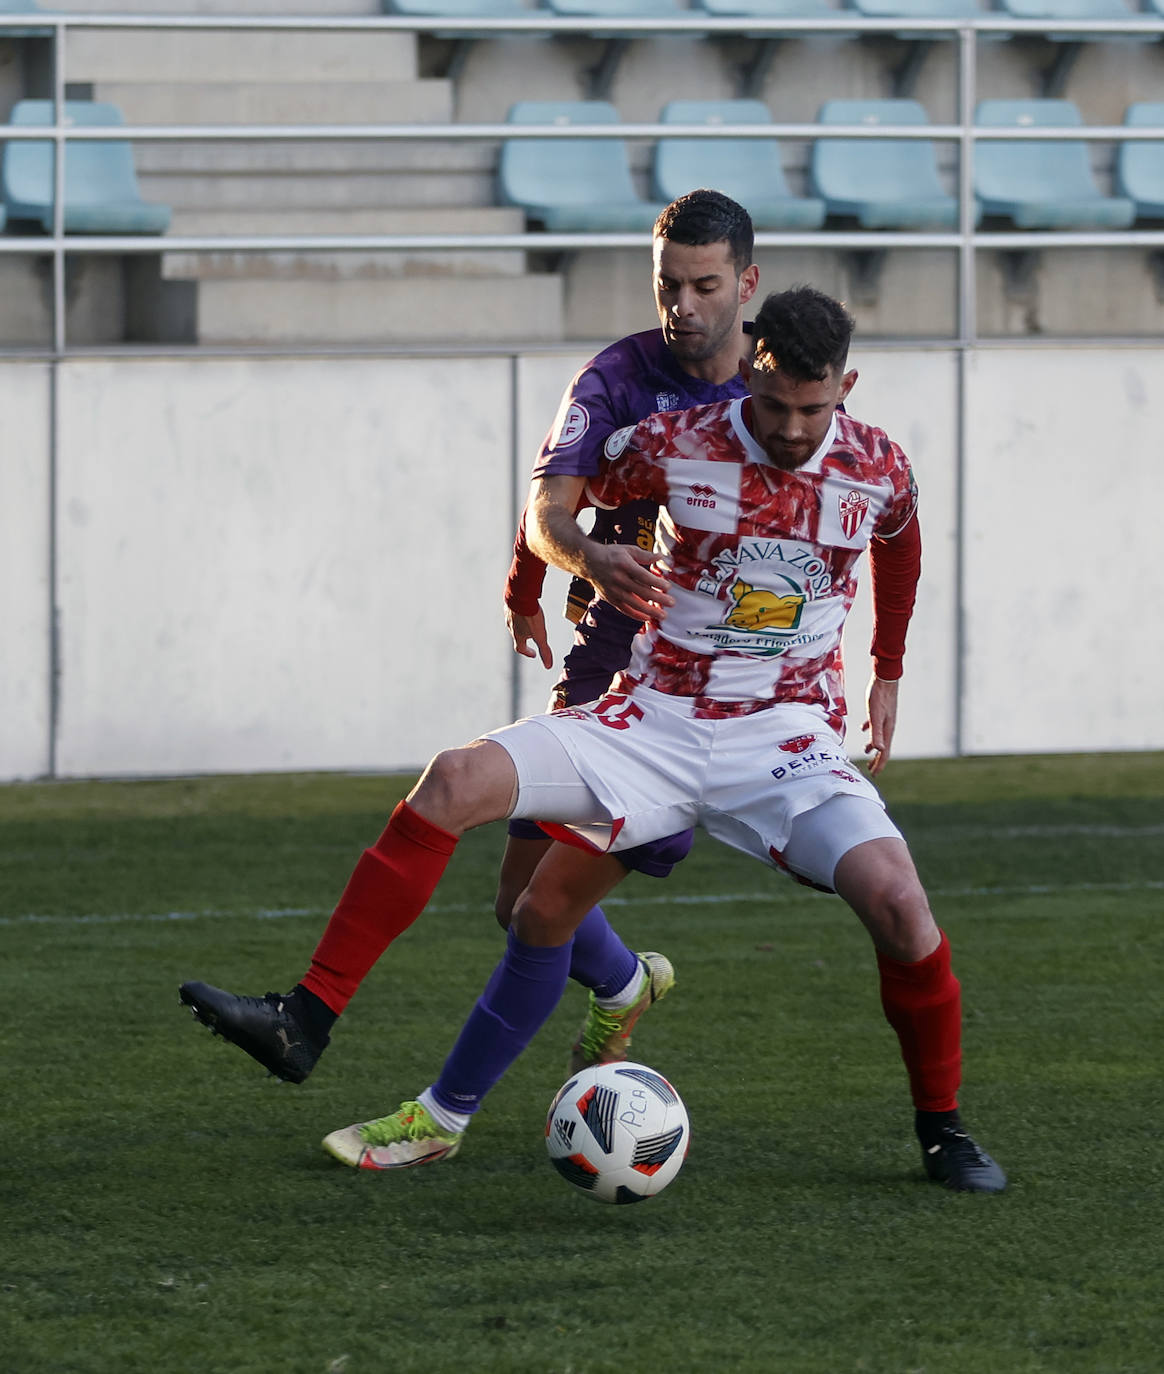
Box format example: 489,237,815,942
526,475,598,581
869,512,922,680
528,494,603,583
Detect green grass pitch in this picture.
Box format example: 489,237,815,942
1,754,1162,1374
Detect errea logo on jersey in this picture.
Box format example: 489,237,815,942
687,483,716,509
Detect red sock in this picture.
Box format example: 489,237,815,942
877,930,962,1113
300,800,457,1015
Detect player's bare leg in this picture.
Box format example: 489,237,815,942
495,833,553,930
835,837,1006,1193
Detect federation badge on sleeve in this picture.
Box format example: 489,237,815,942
551,400,590,449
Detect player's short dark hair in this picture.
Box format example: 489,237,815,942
654,189,754,274
750,286,854,380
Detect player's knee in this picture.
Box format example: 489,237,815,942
864,878,937,961
510,883,573,947
410,742,515,834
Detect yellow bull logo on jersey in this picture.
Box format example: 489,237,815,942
725,579,805,631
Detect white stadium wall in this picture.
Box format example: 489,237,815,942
0,362,52,780
0,346,1160,781
962,349,1164,755
51,356,516,777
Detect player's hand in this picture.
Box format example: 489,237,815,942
862,674,899,776
507,605,553,669
585,544,674,622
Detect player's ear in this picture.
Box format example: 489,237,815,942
838,368,858,402
738,264,760,304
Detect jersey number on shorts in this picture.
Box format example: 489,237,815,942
594,694,645,731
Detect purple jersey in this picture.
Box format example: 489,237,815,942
533,328,750,697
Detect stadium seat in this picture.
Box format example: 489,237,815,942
842,0,984,95
543,0,685,96
497,101,667,231
995,0,1136,21
652,100,826,229
692,0,846,97
1116,102,1164,220
994,0,1146,95
1,100,171,234
974,99,1136,228
381,0,534,79
844,0,981,34
809,99,963,228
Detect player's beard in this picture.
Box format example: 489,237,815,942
765,442,815,471
664,308,737,365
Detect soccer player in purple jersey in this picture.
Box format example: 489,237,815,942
497,190,760,1069
180,190,759,1084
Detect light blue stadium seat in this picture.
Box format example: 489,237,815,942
0,0,50,38
809,98,963,228
498,101,667,231
995,0,1136,21
691,0,852,98
692,0,835,17
1116,102,1164,220
383,0,526,13
652,100,826,229
543,0,681,19
844,0,980,28
994,0,1147,97
975,99,1135,228
842,0,985,96
2,100,171,234
381,0,536,79
542,0,684,96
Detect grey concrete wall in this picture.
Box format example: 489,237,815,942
1,343,1161,781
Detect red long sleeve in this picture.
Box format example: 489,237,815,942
504,505,548,618
869,510,921,681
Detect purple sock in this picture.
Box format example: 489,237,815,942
569,905,640,998
431,929,571,1116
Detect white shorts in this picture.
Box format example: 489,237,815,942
484,685,902,892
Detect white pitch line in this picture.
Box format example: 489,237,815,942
2,879,1163,928
923,823,1164,840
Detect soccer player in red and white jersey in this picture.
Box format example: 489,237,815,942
243,285,1002,1192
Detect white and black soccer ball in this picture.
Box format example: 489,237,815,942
545,1061,690,1205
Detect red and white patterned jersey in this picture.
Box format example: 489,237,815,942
585,398,918,729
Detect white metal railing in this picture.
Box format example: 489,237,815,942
0,11,1162,350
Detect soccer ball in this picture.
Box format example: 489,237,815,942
545,1061,690,1204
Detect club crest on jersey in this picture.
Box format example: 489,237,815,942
656,391,681,412
839,489,870,540
551,401,590,449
